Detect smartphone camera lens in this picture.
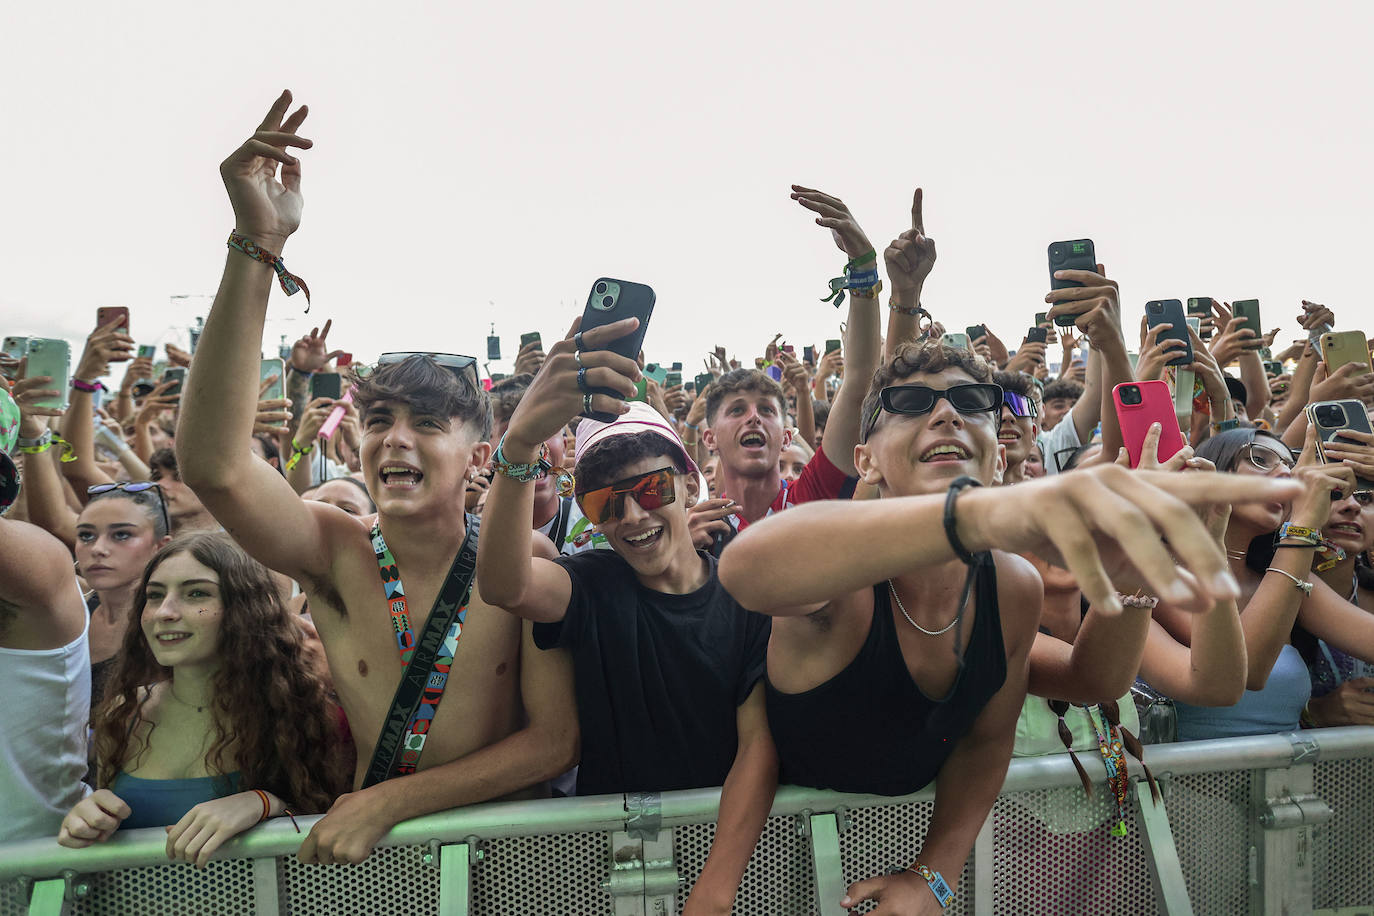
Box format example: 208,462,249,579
1315,405,1346,427
1050,246,1064,261
595,282,607,295
600,295,613,309
1120,385,1143,406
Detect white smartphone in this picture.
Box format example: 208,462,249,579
24,338,71,410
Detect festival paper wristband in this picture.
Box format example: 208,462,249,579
227,232,312,310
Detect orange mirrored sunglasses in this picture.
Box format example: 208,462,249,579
576,466,677,524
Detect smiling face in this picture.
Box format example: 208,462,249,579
141,551,224,672
590,455,700,580
76,498,168,591
1325,491,1374,556
856,366,1004,497
997,400,1037,469
361,401,491,521
703,387,790,480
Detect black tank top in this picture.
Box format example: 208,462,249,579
765,553,1007,796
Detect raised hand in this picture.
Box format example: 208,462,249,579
790,185,876,261
289,320,345,374
134,380,181,429
76,316,135,382
688,498,737,549
1045,267,1121,348
513,338,546,377
884,188,938,304
776,349,810,396
1134,320,1188,382
1208,316,1261,367
1299,300,1336,333
219,90,313,251
1004,339,1047,376
164,343,193,369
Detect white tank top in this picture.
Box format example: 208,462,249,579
0,587,92,840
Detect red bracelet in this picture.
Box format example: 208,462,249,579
71,378,100,393
252,788,271,823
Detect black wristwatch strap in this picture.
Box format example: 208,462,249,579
943,476,982,565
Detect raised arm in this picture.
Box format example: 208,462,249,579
882,188,937,359
1046,267,1128,453
477,318,641,621
176,92,333,582
10,376,78,549
59,317,132,494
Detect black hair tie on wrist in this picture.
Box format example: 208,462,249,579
943,476,982,565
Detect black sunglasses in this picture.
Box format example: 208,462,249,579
363,352,480,392
862,383,1004,442
87,482,171,536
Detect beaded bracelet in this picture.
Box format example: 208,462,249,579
228,232,311,311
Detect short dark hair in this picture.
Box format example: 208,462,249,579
1042,378,1084,402
149,448,178,479
993,369,1038,402
351,356,492,440
812,399,831,430
574,431,689,496
487,374,535,428
1225,374,1248,408
861,341,994,442
706,369,786,425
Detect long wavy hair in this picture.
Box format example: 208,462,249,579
94,533,351,813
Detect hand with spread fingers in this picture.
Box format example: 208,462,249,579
1314,428,1374,485
499,316,643,459
1310,361,1374,405
688,498,738,549
1209,316,1262,367
76,316,135,383
513,338,547,377
1133,320,1188,382
790,185,877,263
1290,425,1358,530
220,90,313,252
289,320,345,374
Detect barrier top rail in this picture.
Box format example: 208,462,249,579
2,726,1371,882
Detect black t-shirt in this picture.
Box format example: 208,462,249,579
533,550,771,796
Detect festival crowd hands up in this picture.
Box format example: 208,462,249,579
3,88,1374,916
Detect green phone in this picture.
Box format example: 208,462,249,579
644,364,668,385
694,373,714,391
665,371,682,388
825,338,842,356
520,331,542,350
1232,300,1262,348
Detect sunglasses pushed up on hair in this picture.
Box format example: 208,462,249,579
87,481,171,536
862,383,1004,441
575,466,677,524
356,352,480,392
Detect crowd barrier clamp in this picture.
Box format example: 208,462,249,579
2,726,1371,916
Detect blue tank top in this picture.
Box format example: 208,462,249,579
110,771,242,829
1174,643,1310,741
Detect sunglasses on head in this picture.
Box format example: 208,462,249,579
862,383,1004,442
576,466,677,524
87,482,171,535
1003,391,1038,419
360,352,480,392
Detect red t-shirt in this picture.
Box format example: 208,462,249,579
724,446,853,532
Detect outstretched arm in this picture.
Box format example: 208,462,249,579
176,92,334,583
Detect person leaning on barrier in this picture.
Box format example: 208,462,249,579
719,340,1303,915
477,318,777,916
174,90,577,865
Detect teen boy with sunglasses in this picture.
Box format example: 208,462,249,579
720,341,1302,914
478,319,777,916
177,92,578,864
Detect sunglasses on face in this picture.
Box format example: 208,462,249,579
360,352,480,392
862,383,1004,442
87,482,171,536
1002,391,1039,419
1239,445,1295,474
576,466,677,524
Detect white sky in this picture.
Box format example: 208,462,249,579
4,2,1372,385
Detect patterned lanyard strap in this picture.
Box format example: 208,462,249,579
370,523,471,775
1084,704,1130,837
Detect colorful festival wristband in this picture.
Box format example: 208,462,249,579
227,232,312,311
70,378,100,393
822,249,879,308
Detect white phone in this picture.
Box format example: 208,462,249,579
24,338,72,410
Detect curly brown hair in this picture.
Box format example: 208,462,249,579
860,341,994,442
94,533,352,813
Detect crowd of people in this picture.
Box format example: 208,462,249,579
3,90,1373,914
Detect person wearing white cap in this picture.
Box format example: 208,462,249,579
479,317,777,915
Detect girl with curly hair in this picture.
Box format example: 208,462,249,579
58,532,351,866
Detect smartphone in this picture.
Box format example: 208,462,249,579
825,338,842,356
941,332,971,351
665,371,682,388
1027,326,1048,344
520,331,543,351
765,364,783,381
260,358,285,401
1307,399,1374,491
1114,381,1186,469
964,325,985,342
631,378,648,402
311,372,343,400
1232,300,1262,347
671,361,682,371
803,345,816,364
1047,239,1097,326
137,344,156,359
335,352,353,369
1145,299,1193,367
24,338,72,410
1320,331,1373,376
578,277,656,422
1263,360,1283,376
2,336,28,361
644,364,668,385
1035,312,1049,328
486,335,501,361
695,373,714,392
1186,298,1213,341
95,307,131,361
161,366,187,397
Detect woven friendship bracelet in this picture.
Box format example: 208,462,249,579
228,233,312,311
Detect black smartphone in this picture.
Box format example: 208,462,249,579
1145,299,1193,367
825,338,842,356
1027,326,1048,344
1233,300,1262,348
520,331,542,351
803,345,816,365
311,372,343,400
1263,360,1283,376
1187,298,1213,340
670,361,682,372
966,325,986,342
695,373,714,392
486,335,501,361
579,277,656,422
161,366,186,397
1047,239,1097,326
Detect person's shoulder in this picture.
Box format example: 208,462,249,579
990,550,1043,641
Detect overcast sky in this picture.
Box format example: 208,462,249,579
4,2,1371,384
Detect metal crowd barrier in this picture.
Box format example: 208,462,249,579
2,727,1371,916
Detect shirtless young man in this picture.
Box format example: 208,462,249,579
720,341,1300,914
177,92,576,864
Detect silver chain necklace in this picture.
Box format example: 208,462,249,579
888,579,959,636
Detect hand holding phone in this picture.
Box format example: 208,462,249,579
1145,300,1193,367
24,338,72,410
1047,239,1097,326
579,277,656,422
1114,381,1186,469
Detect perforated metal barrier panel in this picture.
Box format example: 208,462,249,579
4,731,1372,916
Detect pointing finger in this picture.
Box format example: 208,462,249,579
910,187,924,235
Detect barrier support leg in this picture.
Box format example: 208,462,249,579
809,813,846,916
972,813,994,916
1134,780,1194,916
26,878,65,916
438,840,473,916
250,857,281,916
